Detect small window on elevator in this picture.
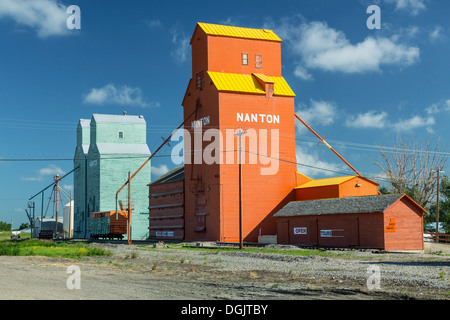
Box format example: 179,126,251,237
196,71,204,90
118,131,124,139
255,54,262,68
242,52,248,65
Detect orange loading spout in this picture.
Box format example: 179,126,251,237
294,113,362,177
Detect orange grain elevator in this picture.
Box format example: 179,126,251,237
182,23,297,243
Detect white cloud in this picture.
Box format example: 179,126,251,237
145,19,162,29
296,100,337,133
293,65,313,81
62,184,73,192
84,84,156,108
345,109,435,132
345,111,388,129
169,24,189,64
21,164,65,182
0,0,69,37
151,164,170,178
39,164,65,176
391,115,435,131
296,144,347,178
274,18,420,78
384,0,427,15
429,26,446,42
426,99,450,114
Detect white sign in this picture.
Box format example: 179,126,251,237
237,113,280,124
320,230,333,237
191,116,210,129
156,231,174,237
293,227,307,235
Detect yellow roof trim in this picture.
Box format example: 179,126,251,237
295,176,357,189
270,76,296,97
253,73,274,84
207,72,295,97
197,23,282,42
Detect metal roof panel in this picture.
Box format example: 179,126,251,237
207,72,295,97
197,22,282,42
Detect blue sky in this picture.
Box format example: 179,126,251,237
0,0,449,227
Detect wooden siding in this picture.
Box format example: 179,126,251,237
279,213,384,249
148,180,185,240
383,197,424,250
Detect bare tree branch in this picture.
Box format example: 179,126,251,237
374,135,448,207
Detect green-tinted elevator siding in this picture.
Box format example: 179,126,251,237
74,114,151,240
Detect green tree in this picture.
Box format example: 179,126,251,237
425,175,450,233
19,223,30,230
0,221,12,231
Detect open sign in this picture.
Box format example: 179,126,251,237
293,227,307,235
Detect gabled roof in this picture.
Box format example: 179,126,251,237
192,22,282,43
78,119,91,128
295,175,379,189
92,114,146,124
149,165,184,185
207,72,295,97
273,194,426,218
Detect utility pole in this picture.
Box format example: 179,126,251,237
54,174,60,238
433,169,444,242
234,127,247,250
127,171,132,245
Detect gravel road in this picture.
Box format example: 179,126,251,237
0,241,449,300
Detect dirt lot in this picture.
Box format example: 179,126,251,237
0,241,449,301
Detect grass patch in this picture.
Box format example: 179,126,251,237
0,239,112,259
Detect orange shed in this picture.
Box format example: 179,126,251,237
295,175,379,201
274,194,426,250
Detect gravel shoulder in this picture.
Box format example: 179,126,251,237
0,241,449,300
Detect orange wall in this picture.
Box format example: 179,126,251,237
295,185,339,201
218,93,296,242
295,177,379,201
191,28,282,77
183,88,297,242
339,178,379,198
208,36,282,76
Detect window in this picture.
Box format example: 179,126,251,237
242,52,248,65
196,71,204,90
118,131,124,139
255,54,262,68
